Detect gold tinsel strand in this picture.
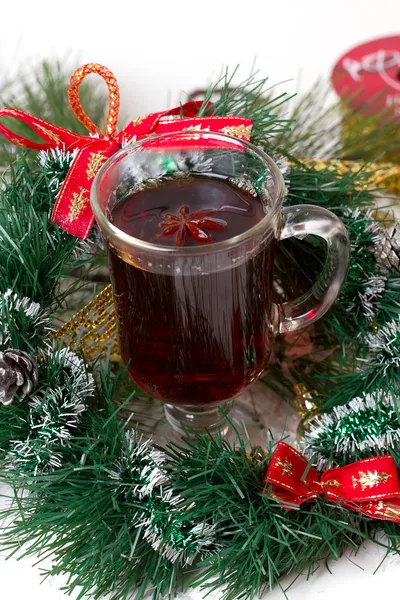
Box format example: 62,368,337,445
54,285,120,362
308,160,400,196
55,159,400,362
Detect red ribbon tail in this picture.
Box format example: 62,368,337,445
348,499,400,523
264,485,310,511
51,141,117,238
0,108,91,152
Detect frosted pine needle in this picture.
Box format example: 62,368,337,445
38,148,78,194
343,208,381,245
0,289,50,350
8,384,86,475
358,274,387,322
108,431,168,498
48,347,95,402
367,318,400,372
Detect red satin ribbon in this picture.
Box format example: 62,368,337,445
264,442,400,522
0,63,253,239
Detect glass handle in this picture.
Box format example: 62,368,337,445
275,204,350,334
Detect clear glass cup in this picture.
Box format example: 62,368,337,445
91,131,350,434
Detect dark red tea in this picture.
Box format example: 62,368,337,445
109,176,274,407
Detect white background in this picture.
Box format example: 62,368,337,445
1,1,400,598
0,0,399,116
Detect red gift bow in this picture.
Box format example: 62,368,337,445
0,63,253,239
264,441,400,522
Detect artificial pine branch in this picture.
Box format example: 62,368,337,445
3,399,400,600
195,73,400,161
0,155,94,308
165,432,399,600
200,67,293,145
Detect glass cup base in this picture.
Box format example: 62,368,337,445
163,398,273,446
116,382,300,448
164,401,233,437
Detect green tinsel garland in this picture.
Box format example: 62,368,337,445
0,66,400,600
301,391,400,469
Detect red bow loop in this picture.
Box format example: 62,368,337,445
264,443,320,506
0,65,253,239
68,63,120,139
264,441,400,523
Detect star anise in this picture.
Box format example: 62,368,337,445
157,205,227,245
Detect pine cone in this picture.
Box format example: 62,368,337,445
375,223,400,273
0,349,38,406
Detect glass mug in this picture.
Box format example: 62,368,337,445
91,132,350,434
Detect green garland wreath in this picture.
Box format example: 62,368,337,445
1,65,400,600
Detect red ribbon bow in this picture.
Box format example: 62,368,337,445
0,63,253,239
264,442,400,522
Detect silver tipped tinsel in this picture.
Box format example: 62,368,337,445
6,348,94,474
358,274,387,322
274,153,291,197
38,148,78,195
259,151,290,198
109,430,216,566
366,318,400,372
173,150,213,175
8,385,86,474
49,347,95,404
0,289,50,348
29,385,87,437
143,504,216,566
108,431,168,498
229,177,258,197
343,208,386,322
374,222,400,274
301,391,400,470
343,207,381,244
229,153,290,204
